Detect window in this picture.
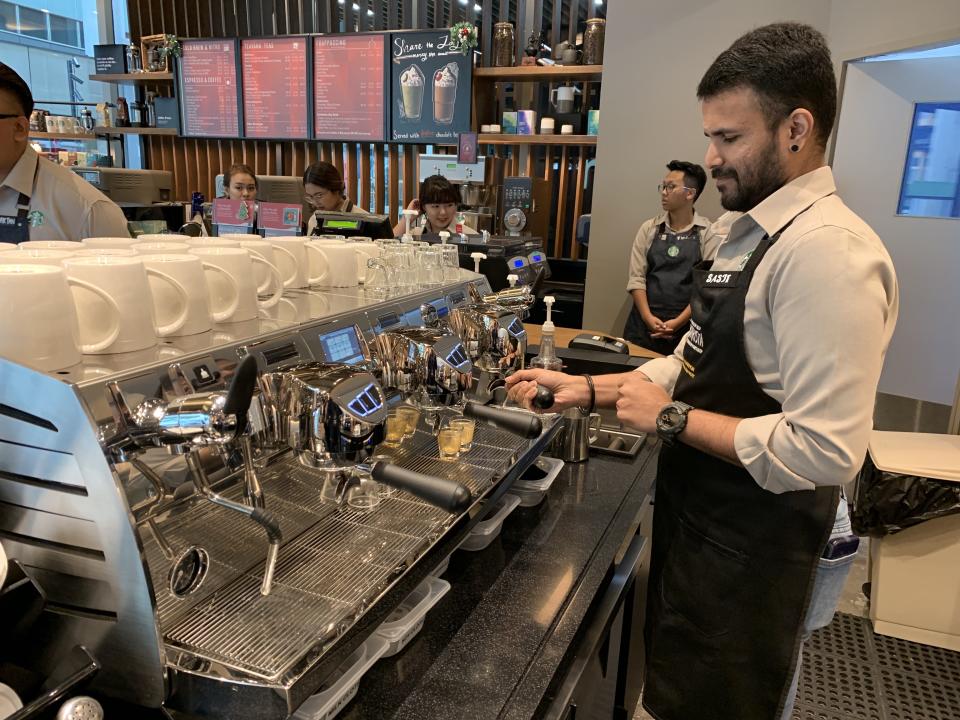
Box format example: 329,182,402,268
18,6,47,40
898,102,960,219
0,2,16,33
49,13,81,47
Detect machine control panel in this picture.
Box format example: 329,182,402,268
508,256,529,271
528,251,546,265
502,177,533,211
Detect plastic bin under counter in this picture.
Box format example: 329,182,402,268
338,443,658,720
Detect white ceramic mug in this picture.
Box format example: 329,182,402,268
220,233,264,243
236,239,282,295
269,237,323,288
63,255,180,353
186,237,240,249
19,240,83,251
346,240,382,283
190,247,282,323
135,242,192,255
308,241,361,287
75,248,139,258
139,254,212,336
82,236,139,250
136,233,184,243
0,263,83,370
13,249,77,266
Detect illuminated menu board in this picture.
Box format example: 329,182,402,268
179,39,241,138
313,34,386,142
241,37,309,139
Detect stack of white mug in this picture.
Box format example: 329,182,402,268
0,236,286,372
0,233,408,373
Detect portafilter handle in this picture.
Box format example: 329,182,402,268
367,461,472,514
463,400,543,439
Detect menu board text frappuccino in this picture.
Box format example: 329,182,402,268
390,30,471,142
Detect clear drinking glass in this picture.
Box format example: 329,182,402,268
383,410,405,446
440,244,460,282
437,427,462,460
396,406,421,437
346,477,383,510
449,418,476,451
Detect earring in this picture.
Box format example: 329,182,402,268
790,144,800,153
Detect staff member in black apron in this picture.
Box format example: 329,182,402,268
623,160,718,354
303,161,368,236
508,23,898,720
0,64,128,243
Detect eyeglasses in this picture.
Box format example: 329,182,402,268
0,114,23,120
304,190,331,204
658,183,695,195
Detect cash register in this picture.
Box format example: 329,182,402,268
309,211,394,239
420,232,549,292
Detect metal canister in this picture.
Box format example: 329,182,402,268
492,22,515,67
30,109,46,132
583,18,606,65
80,108,95,132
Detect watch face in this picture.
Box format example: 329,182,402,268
662,406,682,426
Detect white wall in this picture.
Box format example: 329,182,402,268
832,57,960,405
583,0,832,333
585,0,960,406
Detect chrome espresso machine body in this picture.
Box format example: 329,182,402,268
0,272,560,718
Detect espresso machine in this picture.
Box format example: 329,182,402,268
418,153,495,234
0,272,561,719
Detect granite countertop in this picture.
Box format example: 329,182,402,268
340,445,658,720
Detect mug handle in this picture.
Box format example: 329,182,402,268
251,255,283,309
145,267,189,336
357,248,379,284
66,277,122,353
271,243,298,288
588,412,602,444
306,243,330,285
201,262,241,322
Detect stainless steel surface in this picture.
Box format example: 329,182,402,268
0,272,562,718
374,328,472,409
56,696,104,720
552,408,602,463
447,303,527,376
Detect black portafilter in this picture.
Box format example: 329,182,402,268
371,462,473,514
463,401,543,439
486,379,554,410
223,354,260,431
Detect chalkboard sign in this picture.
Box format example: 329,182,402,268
93,44,127,75
390,30,472,143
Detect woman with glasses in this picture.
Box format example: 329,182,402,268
303,161,367,236
623,160,719,355
393,175,476,237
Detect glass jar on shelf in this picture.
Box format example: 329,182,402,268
492,22,514,67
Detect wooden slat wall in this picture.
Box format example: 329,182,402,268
128,0,604,258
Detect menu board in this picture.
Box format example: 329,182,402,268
313,35,386,142
178,39,241,138
242,37,310,139
390,30,471,143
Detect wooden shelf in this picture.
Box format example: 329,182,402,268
473,65,603,82
29,131,98,140
89,72,173,83
478,133,597,146
94,126,177,136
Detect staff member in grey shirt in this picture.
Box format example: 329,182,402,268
508,23,898,720
0,63,129,243
623,160,719,354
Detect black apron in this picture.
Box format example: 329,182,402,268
624,221,701,354
0,162,39,244
642,229,839,720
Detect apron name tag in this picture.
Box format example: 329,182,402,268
703,271,740,288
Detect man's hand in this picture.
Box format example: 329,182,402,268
643,312,664,332
616,373,671,433
506,369,588,412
